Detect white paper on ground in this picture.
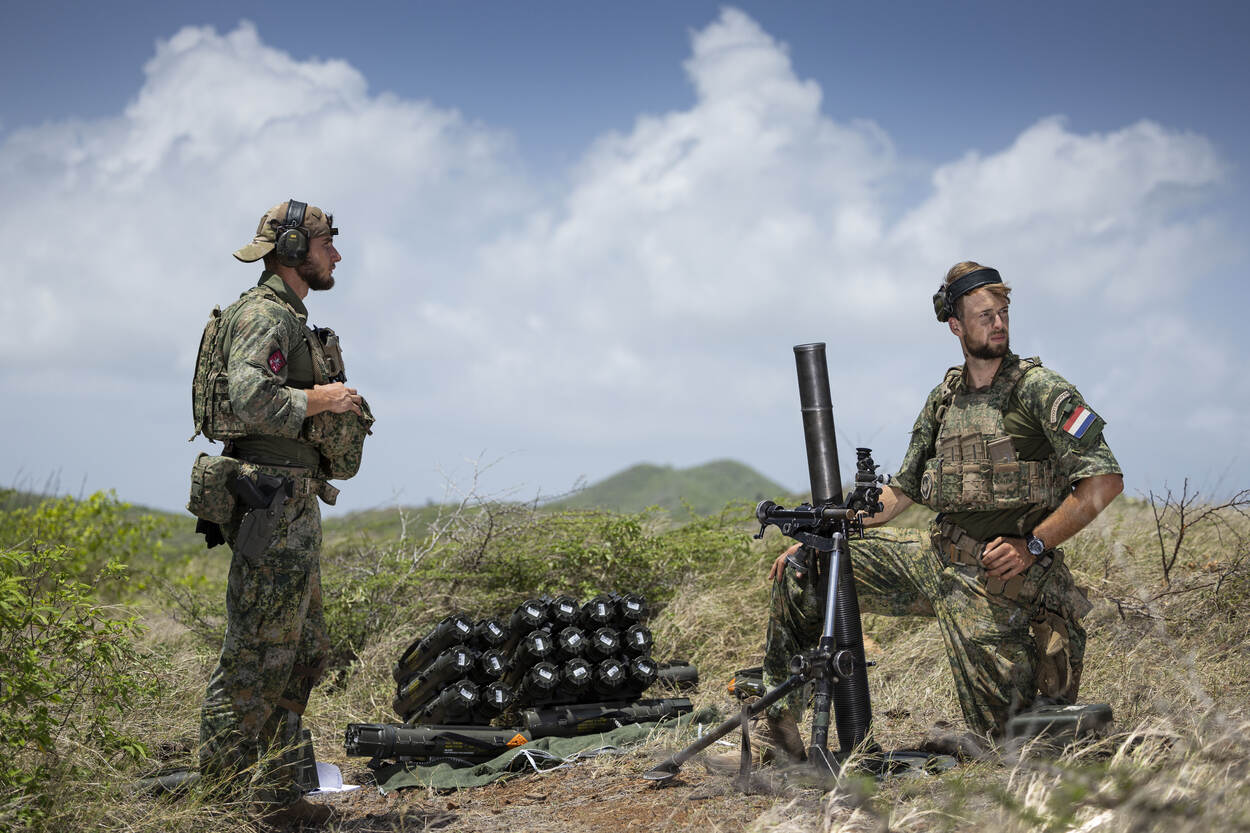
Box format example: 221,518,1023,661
307,761,360,794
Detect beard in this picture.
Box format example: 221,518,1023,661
966,332,1009,360
297,259,335,291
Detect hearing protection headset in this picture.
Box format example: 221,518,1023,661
273,199,310,267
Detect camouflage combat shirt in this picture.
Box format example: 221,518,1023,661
893,353,1122,541
220,272,320,469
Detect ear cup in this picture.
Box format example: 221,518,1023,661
273,199,309,267
274,226,309,266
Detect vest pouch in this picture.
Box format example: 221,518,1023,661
207,373,247,440
1030,608,1073,699
187,452,242,524
302,396,375,480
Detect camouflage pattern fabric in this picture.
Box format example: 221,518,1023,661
221,274,321,470
894,353,1121,542
762,526,1090,737
199,470,330,805
920,358,1070,514
298,327,374,480
196,272,336,807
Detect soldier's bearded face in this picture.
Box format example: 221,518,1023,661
298,235,340,291
957,293,1010,359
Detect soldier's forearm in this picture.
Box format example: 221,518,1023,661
863,485,913,527
1032,473,1124,549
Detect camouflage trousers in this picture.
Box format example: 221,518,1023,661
199,484,330,805
762,524,1090,737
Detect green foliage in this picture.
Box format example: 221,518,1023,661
319,501,757,659
478,506,755,605
0,489,170,599
0,492,159,831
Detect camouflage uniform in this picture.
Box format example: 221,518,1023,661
197,273,335,804
763,353,1120,736
197,204,344,806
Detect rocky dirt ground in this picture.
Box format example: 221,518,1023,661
302,742,798,833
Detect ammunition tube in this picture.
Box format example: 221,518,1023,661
503,600,549,654
472,618,509,650
592,657,626,696
345,722,527,763
586,627,620,661
580,595,615,628
522,697,694,739
392,613,474,685
412,679,479,725
518,662,561,703
656,661,700,692
469,648,508,684
621,624,653,656
624,655,658,695
474,681,515,722
558,657,593,698
502,629,555,685
393,645,475,720
613,593,648,626
547,595,581,627
553,625,587,661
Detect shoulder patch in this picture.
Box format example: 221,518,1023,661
1048,390,1073,426
267,349,287,374
1061,405,1099,439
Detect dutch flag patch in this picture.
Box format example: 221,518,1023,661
1062,405,1097,439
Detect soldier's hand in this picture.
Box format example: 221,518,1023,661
769,543,803,582
306,382,363,416
981,536,1034,580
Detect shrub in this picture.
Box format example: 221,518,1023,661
0,492,158,832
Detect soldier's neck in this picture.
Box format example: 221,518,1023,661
963,354,1003,390
274,267,310,299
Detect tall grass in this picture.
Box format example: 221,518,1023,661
0,484,1246,832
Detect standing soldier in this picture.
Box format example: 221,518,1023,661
758,261,1123,760
187,199,373,823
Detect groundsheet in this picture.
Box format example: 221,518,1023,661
374,707,719,792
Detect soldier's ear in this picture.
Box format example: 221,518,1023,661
948,316,963,339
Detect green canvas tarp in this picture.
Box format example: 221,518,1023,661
373,707,719,793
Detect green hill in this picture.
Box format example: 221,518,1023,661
548,459,792,516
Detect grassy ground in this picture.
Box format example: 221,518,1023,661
3,486,1248,832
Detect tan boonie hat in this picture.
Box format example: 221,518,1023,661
232,200,338,262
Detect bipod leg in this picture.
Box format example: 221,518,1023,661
641,673,805,782
733,704,753,793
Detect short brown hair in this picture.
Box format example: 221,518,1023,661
944,260,1011,320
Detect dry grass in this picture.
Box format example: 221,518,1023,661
13,490,1249,833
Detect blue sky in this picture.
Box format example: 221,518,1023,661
1,1,1247,513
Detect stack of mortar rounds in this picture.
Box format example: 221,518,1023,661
389,592,694,726
392,613,512,725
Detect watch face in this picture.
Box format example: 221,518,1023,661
1028,536,1045,556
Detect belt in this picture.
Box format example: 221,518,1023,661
223,444,338,506
933,517,983,568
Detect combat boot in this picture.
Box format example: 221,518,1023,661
705,712,807,773
760,712,807,762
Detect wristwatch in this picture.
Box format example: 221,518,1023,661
1026,533,1046,557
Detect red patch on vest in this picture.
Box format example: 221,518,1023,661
267,350,287,373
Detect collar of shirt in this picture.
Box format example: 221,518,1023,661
257,271,308,322
960,351,1019,394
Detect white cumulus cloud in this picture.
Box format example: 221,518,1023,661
0,8,1243,512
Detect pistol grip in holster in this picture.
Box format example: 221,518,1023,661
229,473,293,559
